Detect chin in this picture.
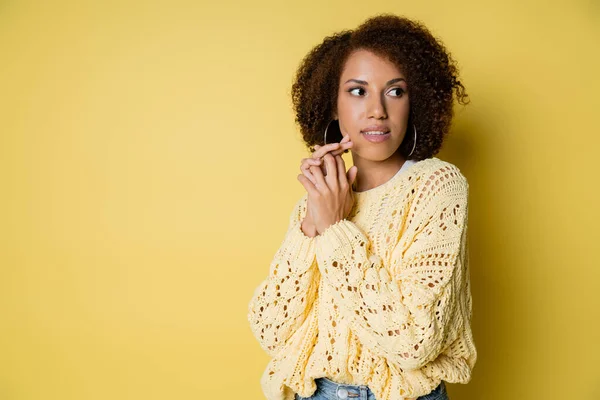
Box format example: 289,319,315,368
357,148,399,162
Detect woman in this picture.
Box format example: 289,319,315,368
247,13,476,400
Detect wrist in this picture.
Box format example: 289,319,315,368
316,217,345,236
301,217,318,238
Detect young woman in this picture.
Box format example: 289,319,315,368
248,13,476,400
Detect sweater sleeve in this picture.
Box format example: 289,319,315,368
247,193,319,358
314,167,469,370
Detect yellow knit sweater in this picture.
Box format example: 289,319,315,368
247,157,477,400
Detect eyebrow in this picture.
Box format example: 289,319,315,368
344,78,406,85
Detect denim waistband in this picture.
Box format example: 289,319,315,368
313,377,447,400
314,377,374,399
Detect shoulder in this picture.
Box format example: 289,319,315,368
416,157,468,189
411,157,469,207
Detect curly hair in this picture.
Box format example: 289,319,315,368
290,13,469,160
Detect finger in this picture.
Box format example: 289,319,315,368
335,154,347,187
302,158,323,182
315,140,353,158
313,143,339,159
330,142,353,157
338,136,352,154
312,143,340,159
297,174,319,197
318,161,327,178
301,167,316,185
301,157,322,167
309,164,328,192
323,153,339,190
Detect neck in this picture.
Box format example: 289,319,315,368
350,152,407,192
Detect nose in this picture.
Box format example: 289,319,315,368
367,93,387,119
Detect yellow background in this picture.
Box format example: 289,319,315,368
1,1,599,399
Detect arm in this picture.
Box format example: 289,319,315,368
247,193,319,358
314,167,469,370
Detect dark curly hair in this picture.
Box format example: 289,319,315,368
290,13,469,160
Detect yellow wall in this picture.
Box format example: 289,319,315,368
1,1,598,399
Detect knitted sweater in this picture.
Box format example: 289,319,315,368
247,157,477,400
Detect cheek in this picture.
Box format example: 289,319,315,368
390,100,411,128
401,97,411,115
336,108,358,134
338,116,361,140
338,105,363,130
393,96,410,111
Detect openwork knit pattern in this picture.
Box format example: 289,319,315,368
247,157,477,400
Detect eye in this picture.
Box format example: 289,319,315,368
388,88,405,97
347,87,405,97
348,87,365,96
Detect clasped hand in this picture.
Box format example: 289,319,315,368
297,140,358,236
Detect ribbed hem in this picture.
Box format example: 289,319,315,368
316,219,367,247
315,219,367,255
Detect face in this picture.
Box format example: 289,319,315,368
334,49,410,162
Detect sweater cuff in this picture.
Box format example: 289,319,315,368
315,218,366,248
279,220,317,274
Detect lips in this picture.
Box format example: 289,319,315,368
361,125,390,133
362,131,391,143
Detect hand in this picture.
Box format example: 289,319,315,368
299,137,353,237
297,152,358,235
299,136,353,186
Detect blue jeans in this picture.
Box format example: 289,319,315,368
294,377,449,400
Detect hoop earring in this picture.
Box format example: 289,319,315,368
324,119,336,145
407,124,417,157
